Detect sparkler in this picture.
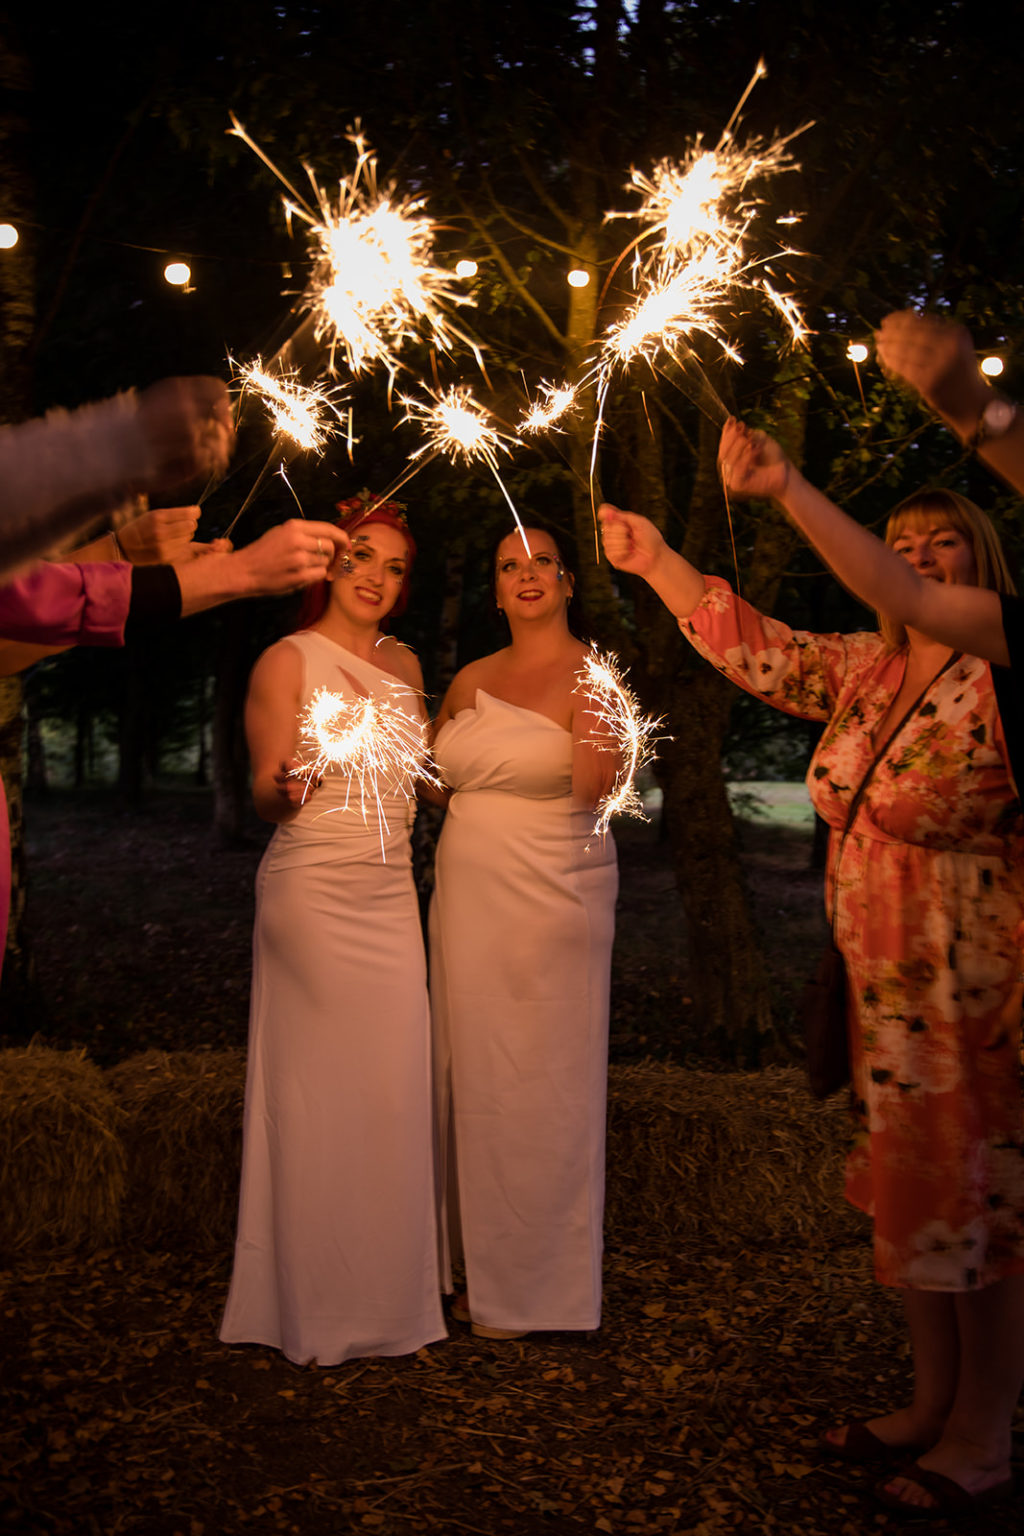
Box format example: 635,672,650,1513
579,648,665,840
293,683,443,855
220,357,349,538
594,61,811,426
518,380,580,435
357,384,529,546
229,115,482,382
235,357,349,453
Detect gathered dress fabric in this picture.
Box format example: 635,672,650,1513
220,631,446,1364
685,577,1024,1291
429,689,618,1332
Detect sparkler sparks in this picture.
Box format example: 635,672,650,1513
374,384,528,543
595,60,811,420
294,685,442,849
518,381,580,435
579,648,665,839
233,357,348,453
229,115,481,381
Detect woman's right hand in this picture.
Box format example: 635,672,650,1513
718,417,792,501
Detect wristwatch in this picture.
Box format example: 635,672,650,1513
968,394,1018,450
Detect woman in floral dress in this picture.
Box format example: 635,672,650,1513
600,483,1024,1520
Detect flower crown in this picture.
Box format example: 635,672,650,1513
335,490,409,526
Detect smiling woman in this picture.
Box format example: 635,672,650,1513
219,497,446,1366
601,462,1024,1515
428,523,620,1341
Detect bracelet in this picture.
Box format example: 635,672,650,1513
966,396,1018,452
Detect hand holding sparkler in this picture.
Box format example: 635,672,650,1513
114,505,201,565
717,417,792,502
172,519,349,617
134,377,235,489
275,756,322,814
875,311,994,439
598,504,706,619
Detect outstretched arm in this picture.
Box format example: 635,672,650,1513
717,417,1009,666
598,504,706,618
0,378,233,579
876,310,1024,496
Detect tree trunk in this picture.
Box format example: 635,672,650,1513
644,366,810,1062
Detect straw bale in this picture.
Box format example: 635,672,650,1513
605,1061,866,1249
0,1043,125,1255
106,1049,246,1251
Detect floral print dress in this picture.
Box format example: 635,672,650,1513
685,577,1024,1291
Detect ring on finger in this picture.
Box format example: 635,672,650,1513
316,538,324,557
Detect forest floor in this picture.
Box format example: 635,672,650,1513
1,789,1021,1535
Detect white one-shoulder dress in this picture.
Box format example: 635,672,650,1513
220,631,446,1364
429,690,618,1333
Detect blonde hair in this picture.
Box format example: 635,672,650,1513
878,488,1017,649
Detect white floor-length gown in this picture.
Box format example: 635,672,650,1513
220,631,446,1364
429,690,618,1333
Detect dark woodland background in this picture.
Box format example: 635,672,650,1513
2,0,1023,1055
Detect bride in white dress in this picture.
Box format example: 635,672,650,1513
429,525,619,1339
220,502,446,1365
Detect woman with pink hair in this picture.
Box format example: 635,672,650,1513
220,497,446,1366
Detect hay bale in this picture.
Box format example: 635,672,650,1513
0,1044,125,1254
106,1049,246,1251
605,1062,867,1249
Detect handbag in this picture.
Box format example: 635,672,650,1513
800,651,961,1099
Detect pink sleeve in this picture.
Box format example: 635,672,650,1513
0,561,132,647
681,575,874,723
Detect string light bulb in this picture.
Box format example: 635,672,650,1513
164,261,192,287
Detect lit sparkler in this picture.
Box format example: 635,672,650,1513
294,684,443,852
229,115,482,381
594,60,811,423
579,648,665,839
220,357,349,537
519,380,580,435
234,356,348,453
362,385,529,545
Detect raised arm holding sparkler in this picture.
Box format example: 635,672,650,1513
428,522,619,1341
716,416,1012,666
221,495,446,1368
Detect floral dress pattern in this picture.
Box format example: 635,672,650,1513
685,577,1024,1291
